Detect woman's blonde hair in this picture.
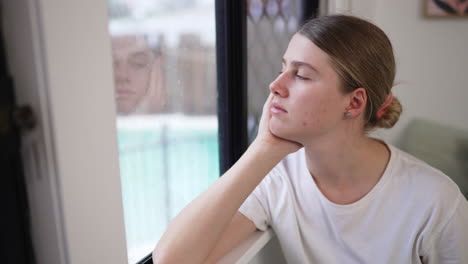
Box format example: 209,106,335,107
299,15,402,129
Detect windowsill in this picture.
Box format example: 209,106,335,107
217,229,274,264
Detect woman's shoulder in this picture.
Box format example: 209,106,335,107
273,148,308,178
391,145,458,185
386,145,467,241
389,144,463,209
260,148,308,189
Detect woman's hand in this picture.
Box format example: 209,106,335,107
252,93,302,156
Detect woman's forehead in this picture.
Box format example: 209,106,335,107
112,35,150,50
283,34,331,70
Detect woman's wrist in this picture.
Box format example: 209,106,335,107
248,139,290,162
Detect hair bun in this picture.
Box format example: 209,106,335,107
376,96,402,128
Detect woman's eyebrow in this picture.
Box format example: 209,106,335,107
129,51,151,60
282,58,320,75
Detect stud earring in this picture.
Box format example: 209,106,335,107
344,112,351,119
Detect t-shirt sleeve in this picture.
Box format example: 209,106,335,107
238,169,279,231
421,194,468,264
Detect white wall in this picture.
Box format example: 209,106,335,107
348,0,468,145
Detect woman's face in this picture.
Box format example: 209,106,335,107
269,33,349,143
112,35,154,114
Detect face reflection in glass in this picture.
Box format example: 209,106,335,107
111,34,164,115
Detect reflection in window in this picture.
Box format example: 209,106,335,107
112,35,165,115
107,1,218,262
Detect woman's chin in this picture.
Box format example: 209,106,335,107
269,121,293,140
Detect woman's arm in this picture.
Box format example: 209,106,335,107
152,141,285,264
152,94,301,264
202,211,257,264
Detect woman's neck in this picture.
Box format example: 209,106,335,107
303,136,390,205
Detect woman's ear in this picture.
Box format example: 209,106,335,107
344,88,367,119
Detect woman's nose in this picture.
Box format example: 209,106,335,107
269,73,289,97
114,61,130,82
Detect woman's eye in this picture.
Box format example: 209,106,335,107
295,74,309,80
129,60,149,69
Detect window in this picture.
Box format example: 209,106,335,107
106,0,218,262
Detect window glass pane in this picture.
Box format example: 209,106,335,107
106,1,218,262
247,0,302,142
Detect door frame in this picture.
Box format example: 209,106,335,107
4,0,128,263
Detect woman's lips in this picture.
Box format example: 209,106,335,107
271,104,287,114
116,90,135,99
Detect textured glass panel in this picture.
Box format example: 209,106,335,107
247,0,302,142
266,0,280,18
249,0,264,22
107,1,218,262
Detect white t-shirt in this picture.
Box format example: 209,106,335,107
238,144,468,264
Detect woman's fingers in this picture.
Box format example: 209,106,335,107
258,93,273,133
252,93,302,156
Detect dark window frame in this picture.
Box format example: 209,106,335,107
216,0,249,174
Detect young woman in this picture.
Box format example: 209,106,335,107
153,15,468,264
